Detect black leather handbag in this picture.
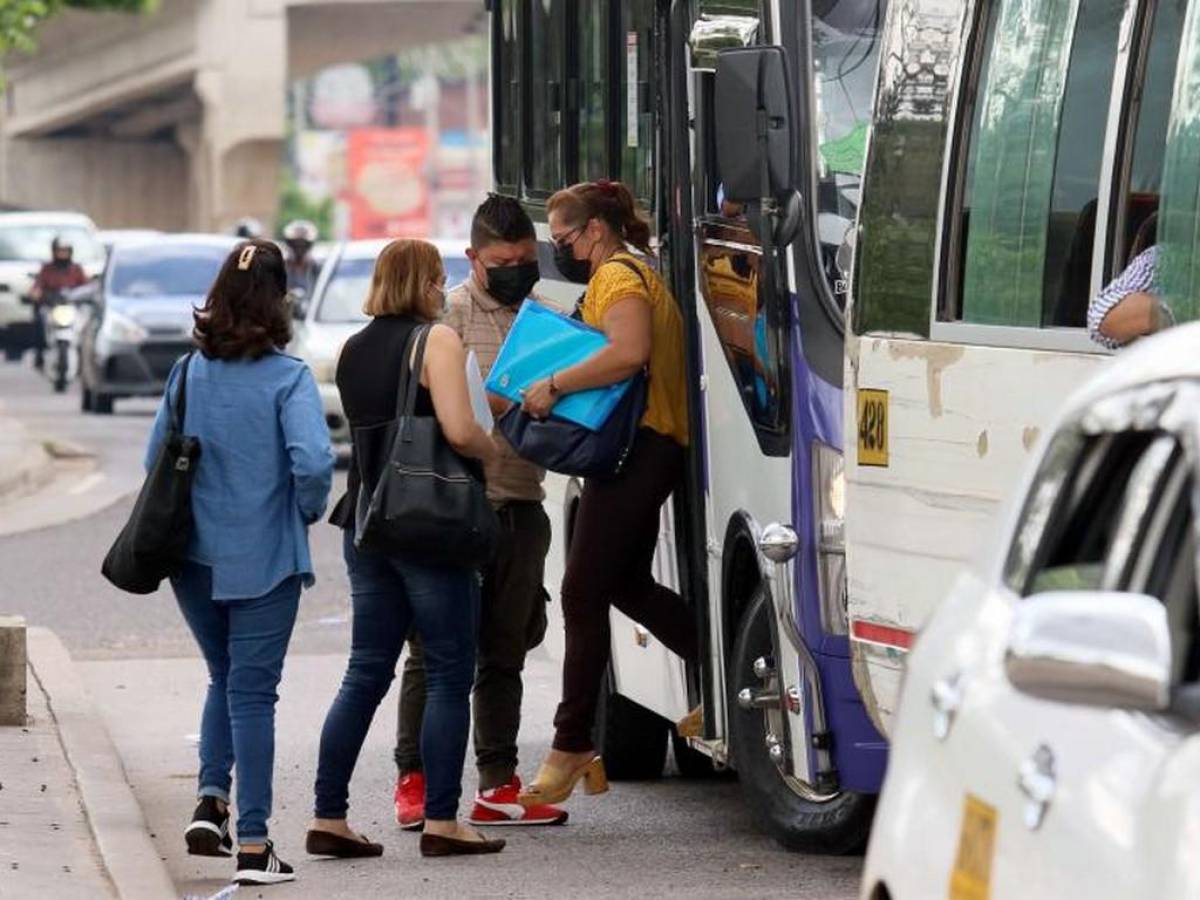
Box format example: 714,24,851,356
497,369,647,479
354,325,498,568
101,352,200,594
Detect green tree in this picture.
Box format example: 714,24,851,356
0,0,156,59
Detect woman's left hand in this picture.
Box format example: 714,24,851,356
522,378,556,419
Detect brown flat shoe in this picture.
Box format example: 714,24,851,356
305,829,384,858
420,833,506,857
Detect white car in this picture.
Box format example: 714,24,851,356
862,322,1200,900
291,238,471,452
0,211,104,361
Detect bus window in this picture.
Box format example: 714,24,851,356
951,0,1123,328
1159,0,1200,322
493,0,521,192
1112,0,1186,271
812,0,884,308
526,0,567,197
620,2,655,205
698,231,787,434
578,0,610,182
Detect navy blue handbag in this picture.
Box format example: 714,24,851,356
497,368,647,479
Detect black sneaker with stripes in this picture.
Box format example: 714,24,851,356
185,796,232,857
233,840,295,886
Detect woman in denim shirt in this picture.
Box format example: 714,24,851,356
144,239,333,886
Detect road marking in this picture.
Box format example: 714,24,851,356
67,472,105,495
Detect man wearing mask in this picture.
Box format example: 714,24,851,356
30,238,87,370
391,194,566,828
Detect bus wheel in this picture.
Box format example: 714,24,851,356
592,668,668,781
729,588,874,853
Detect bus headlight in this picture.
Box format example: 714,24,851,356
812,442,848,635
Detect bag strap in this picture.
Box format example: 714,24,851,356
170,352,194,434
603,254,650,293
395,324,432,420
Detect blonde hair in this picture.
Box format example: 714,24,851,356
363,239,445,320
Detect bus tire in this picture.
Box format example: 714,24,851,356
730,588,874,853
592,668,668,781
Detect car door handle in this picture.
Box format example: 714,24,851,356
1018,744,1056,831
930,671,963,741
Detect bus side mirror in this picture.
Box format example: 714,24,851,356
714,45,798,203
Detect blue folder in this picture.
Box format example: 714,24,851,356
485,300,636,431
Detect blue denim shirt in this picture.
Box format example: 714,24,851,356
145,351,334,601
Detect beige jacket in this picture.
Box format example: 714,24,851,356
443,275,546,504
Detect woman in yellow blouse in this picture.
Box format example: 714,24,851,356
518,180,698,808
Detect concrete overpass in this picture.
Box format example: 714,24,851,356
0,0,484,231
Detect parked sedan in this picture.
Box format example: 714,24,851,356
862,323,1200,900
291,238,470,451
79,235,235,413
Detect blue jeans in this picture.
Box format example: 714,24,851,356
172,563,300,843
314,531,479,821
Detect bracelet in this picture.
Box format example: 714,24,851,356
549,373,561,396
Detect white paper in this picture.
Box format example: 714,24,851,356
465,350,494,433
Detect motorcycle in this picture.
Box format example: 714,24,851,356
34,284,91,393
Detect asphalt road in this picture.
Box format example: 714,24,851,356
0,360,863,899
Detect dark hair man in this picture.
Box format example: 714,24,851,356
392,194,566,828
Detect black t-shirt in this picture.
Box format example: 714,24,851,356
328,315,436,529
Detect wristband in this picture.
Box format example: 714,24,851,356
549,373,561,396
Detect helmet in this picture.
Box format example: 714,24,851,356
233,217,264,239
282,219,319,242
51,236,73,253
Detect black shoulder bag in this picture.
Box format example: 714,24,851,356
101,352,200,594
354,325,498,568
498,257,649,479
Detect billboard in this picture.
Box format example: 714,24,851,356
345,128,431,239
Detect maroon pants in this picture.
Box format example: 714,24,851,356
552,428,700,752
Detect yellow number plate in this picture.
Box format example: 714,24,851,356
857,389,889,467
949,794,998,900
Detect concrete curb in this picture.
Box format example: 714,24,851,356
26,628,177,900
0,431,54,501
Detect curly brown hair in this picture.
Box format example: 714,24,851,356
193,239,291,360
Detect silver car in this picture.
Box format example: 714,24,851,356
79,235,236,414
290,238,471,453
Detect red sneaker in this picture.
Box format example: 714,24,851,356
468,776,569,826
394,772,425,831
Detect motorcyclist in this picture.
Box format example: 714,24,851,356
30,238,87,370
281,219,320,295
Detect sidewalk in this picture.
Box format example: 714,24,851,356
0,628,176,899
0,410,53,502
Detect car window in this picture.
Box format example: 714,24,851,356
1005,429,1173,595
109,246,228,298
0,224,104,265
316,255,472,323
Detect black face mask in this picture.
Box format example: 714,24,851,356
553,241,592,285
484,261,540,307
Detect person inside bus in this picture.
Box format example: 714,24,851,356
1087,214,1171,349
517,179,700,809
391,195,567,830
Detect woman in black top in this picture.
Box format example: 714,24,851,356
308,239,502,859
